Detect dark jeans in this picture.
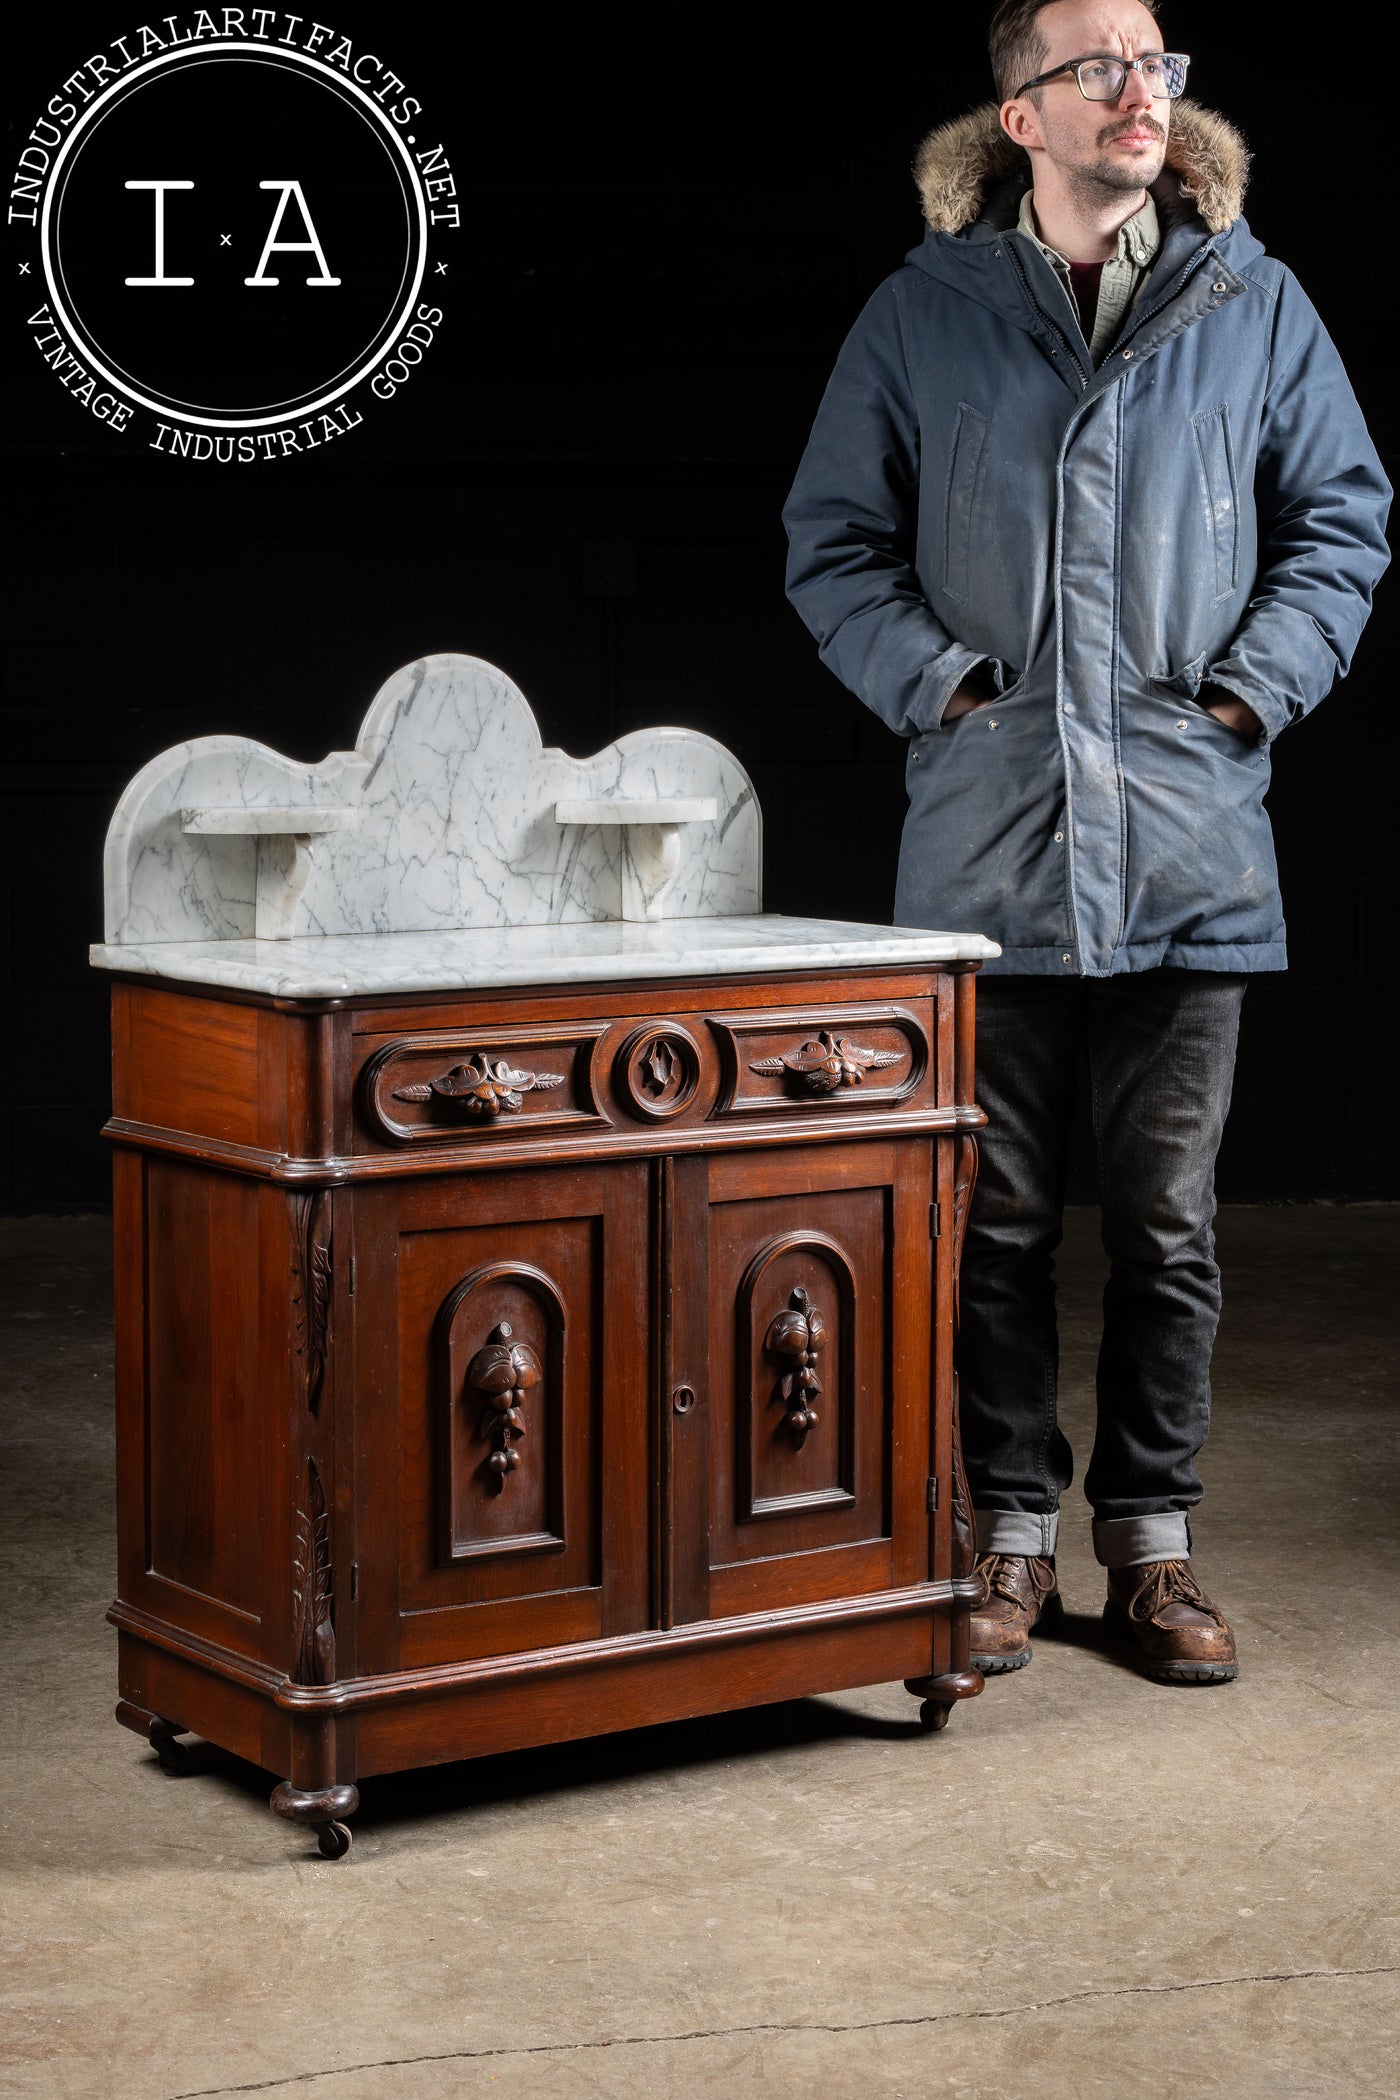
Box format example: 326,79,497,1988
957,970,1247,1568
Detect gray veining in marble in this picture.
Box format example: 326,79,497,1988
90,915,1001,1000
104,655,761,945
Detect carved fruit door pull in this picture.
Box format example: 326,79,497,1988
763,1286,826,1445
466,1322,542,1489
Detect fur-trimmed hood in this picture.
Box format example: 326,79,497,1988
914,100,1249,237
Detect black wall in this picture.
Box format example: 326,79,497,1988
3,10,1395,1210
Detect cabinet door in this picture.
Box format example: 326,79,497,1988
667,1139,934,1623
352,1161,650,1671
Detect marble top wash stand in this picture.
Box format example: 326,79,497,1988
93,653,998,1860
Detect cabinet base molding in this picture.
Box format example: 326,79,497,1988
114,1579,981,1720
112,1587,984,1851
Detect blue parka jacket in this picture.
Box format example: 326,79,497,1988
783,104,1391,975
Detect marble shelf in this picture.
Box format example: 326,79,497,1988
553,797,720,922
553,799,718,825
89,914,1001,1001
180,807,359,835
180,806,361,940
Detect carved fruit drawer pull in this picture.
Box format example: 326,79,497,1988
763,1285,827,1445
466,1322,542,1489
394,1053,566,1120
750,1028,903,1095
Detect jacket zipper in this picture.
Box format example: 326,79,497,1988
1109,249,1215,357
1003,240,1090,387
1005,236,1218,387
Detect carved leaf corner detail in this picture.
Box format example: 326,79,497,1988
291,1456,335,1685
750,1028,904,1095
290,1190,332,1415
762,1284,827,1445
949,1373,976,1581
951,1134,979,1332
467,1321,543,1490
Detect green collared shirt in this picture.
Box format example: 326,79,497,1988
1016,190,1160,365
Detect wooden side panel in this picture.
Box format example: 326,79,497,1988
119,986,260,1144
138,1155,263,1645
112,1146,149,1617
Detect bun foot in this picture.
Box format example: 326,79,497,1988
270,1781,360,1861
904,1668,983,1731
149,1717,191,1776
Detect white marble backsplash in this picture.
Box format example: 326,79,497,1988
103,655,761,945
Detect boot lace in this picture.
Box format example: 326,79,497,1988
974,1552,1054,1607
1124,1559,1227,1629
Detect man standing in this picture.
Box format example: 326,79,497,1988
783,2,1389,1684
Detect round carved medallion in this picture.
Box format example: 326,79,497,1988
615,1023,702,1120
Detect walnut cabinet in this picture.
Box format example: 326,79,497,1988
107,960,986,1857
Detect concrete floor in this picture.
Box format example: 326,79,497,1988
1,1208,1397,2100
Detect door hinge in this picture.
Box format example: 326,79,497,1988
930,1201,941,1239
348,1257,356,1295
926,1475,940,1513
349,1562,359,1601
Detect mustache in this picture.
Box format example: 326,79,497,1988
1099,113,1167,146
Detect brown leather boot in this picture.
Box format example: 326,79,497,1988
1104,1560,1238,1684
969,1554,1063,1674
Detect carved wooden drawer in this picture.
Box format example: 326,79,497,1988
358,999,937,1153
358,1022,611,1147
710,1003,932,1121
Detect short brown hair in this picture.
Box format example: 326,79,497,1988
988,0,1162,103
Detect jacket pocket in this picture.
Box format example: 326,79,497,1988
942,403,989,604
1152,649,1208,699
1150,659,1265,767
1191,404,1239,603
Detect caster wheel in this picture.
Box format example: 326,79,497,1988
316,1820,352,1860
919,1700,953,1732
150,1721,190,1776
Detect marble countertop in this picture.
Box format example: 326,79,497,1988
89,915,1000,1000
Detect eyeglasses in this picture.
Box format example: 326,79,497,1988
1014,51,1190,101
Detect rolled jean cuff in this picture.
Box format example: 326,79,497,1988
1092,1513,1192,1568
974,1508,1059,1557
